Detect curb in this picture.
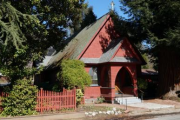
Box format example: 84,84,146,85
0,112,85,120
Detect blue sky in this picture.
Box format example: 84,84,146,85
85,0,127,18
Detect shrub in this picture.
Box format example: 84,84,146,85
36,81,61,92
52,84,61,92
57,60,91,90
1,79,38,116
137,78,148,90
97,96,105,103
76,89,84,107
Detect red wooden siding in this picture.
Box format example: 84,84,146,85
101,87,112,98
0,92,8,112
114,40,136,58
84,86,101,99
81,17,119,58
113,39,141,62
85,67,90,73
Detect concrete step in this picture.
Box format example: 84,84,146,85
114,97,142,105
85,98,97,104
118,97,138,99
115,94,134,97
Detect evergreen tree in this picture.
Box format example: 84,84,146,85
119,0,180,97
9,0,87,50
0,0,87,81
0,1,43,81
81,7,97,29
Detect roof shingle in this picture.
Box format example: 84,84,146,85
47,14,109,68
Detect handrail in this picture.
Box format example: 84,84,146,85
138,89,144,102
115,86,124,94
131,84,144,102
138,89,144,94
115,85,124,104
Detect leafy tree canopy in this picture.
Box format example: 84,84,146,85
0,0,87,80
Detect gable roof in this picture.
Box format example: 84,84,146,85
127,39,146,65
80,38,146,64
46,13,146,68
47,14,110,68
80,38,123,63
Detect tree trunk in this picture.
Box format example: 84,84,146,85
158,48,180,98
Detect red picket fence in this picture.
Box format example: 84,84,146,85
0,92,8,112
36,88,76,113
0,88,76,114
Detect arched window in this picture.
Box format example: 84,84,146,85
89,67,98,86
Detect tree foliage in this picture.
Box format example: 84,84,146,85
57,60,91,90
137,78,148,90
119,0,180,97
0,1,43,80
1,79,38,116
141,54,149,69
0,2,36,49
81,7,97,29
0,0,87,80
120,0,180,48
9,0,87,50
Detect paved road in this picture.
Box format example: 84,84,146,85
145,114,180,120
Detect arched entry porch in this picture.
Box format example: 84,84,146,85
115,67,134,95
99,65,138,103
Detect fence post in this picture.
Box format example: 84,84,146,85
74,88,76,110
63,87,65,92
0,92,1,108
40,88,43,114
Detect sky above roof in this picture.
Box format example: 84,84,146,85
85,0,127,18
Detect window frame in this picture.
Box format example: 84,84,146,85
89,67,99,86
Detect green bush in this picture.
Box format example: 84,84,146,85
97,96,105,103
141,54,149,69
76,89,84,106
36,81,61,92
57,60,91,90
52,84,61,92
1,79,38,116
137,78,148,90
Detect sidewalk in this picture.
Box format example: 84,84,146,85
128,99,180,116
92,99,180,117
1,99,180,120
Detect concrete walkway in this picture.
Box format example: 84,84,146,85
128,102,174,109
145,114,180,120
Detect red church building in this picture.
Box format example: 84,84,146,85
38,13,146,103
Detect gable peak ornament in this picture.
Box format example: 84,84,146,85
111,1,115,11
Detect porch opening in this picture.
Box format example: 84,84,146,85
115,67,134,95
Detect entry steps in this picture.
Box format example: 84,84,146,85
114,97,142,105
